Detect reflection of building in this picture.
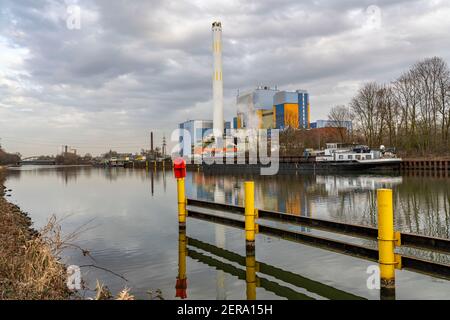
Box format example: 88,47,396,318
188,173,317,225
179,120,213,156
274,182,312,220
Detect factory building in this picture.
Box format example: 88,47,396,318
310,120,352,132
233,116,240,129
273,90,310,129
235,87,310,130
236,86,279,129
179,120,213,156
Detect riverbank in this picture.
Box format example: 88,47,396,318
0,168,70,299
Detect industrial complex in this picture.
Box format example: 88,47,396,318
178,21,352,156
235,86,310,130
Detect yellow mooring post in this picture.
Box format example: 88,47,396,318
377,188,397,300
174,158,187,228
244,181,257,251
177,177,186,227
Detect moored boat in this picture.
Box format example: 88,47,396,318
307,143,401,170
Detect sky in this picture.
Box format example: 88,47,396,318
1,0,449,157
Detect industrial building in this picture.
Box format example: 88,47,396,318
235,87,310,130
236,86,279,129
273,90,310,129
179,120,213,156
310,120,352,132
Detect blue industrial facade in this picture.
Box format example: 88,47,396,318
274,104,285,129
298,91,309,129
272,90,310,129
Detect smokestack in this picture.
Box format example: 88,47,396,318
150,131,154,152
64,145,68,155
212,21,224,137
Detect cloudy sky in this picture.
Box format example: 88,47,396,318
1,0,449,156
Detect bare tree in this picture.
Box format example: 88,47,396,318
377,85,399,147
350,57,450,155
350,82,386,147
393,70,420,150
398,57,450,153
327,105,353,142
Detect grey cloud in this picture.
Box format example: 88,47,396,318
1,0,449,156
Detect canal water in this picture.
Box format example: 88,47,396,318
4,166,450,300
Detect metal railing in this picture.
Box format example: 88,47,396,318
186,198,450,254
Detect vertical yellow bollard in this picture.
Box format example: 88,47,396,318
177,178,186,227
244,181,256,250
174,158,187,228
377,188,396,300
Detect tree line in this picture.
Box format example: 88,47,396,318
329,56,450,156
0,148,20,165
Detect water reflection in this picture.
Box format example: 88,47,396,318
7,165,170,188
245,247,256,300
215,224,227,299
7,167,450,239
187,172,450,238
176,227,188,299
5,167,450,299
185,236,365,300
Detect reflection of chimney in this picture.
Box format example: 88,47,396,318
151,132,154,153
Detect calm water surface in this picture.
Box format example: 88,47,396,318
5,166,450,299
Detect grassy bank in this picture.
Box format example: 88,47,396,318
0,168,70,299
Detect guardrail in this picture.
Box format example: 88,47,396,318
186,208,450,278
186,199,450,254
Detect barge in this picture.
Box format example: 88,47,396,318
193,143,402,173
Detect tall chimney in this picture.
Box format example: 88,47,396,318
150,131,154,152
212,21,224,137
